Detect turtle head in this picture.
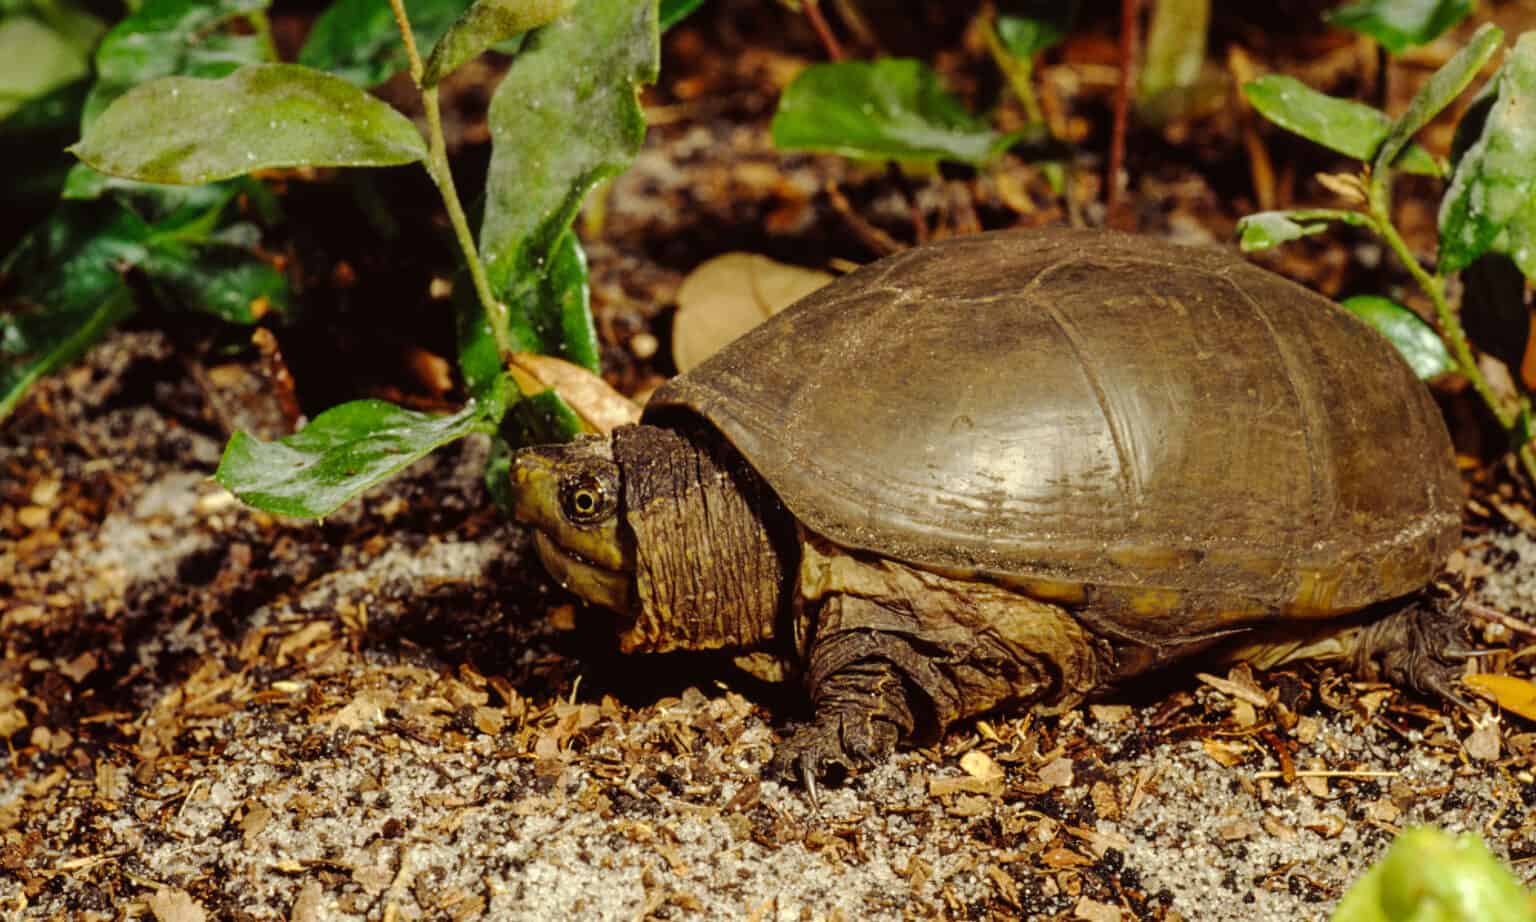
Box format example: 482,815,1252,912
510,435,636,616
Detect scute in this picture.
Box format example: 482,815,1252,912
644,228,1462,636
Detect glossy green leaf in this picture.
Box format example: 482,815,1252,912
299,0,469,87
1341,295,1455,380
141,237,289,324
1326,0,1473,55
1243,76,1439,176
460,230,594,394
423,0,574,86
0,13,92,120
1236,209,1374,252
70,63,428,185
1,201,150,420
772,58,1020,165
996,0,1076,58
1331,827,1536,922
215,399,492,519
504,388,585,446
659,0,705,30
479,0,656,368
1374,22,1502,183
1438,33,1536,277
83,0,273,128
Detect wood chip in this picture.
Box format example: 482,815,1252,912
1040,847,1093,868
1074,896,1125,922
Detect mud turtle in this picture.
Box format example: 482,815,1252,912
511,227,1466,789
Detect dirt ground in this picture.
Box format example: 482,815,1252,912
6,2,1536,920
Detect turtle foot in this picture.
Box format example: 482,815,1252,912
769,709,902,807
1355,578,1474,710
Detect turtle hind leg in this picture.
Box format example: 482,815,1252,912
1214,577,1474,709
1348,579,1476,708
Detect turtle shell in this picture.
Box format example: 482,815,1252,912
644,228,1462,639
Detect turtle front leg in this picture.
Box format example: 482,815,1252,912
769,652,917,800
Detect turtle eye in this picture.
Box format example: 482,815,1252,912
559,472,614,524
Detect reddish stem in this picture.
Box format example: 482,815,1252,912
1106,0,1139,225
803,0,845,60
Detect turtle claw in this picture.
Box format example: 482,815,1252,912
770,711,900,803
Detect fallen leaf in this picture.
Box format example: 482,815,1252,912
1464,714,1502,762
1202,738,1248,767
1465,673,1536,722
1074,896,1124,921
508,353,640,434
672,253,833,372
960,749,1004,782
1037,756,1074,787
149,888,207,922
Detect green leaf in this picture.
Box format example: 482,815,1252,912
140,237,288,324
83,0,274,128
1331,827,1536,922
423,0,575,86
1236,209,1374,252
996,0,1077,59
0,13,92,120
504,388,585,445
479,0,656,366
1438,33,1536,277
299,0,469,87
1242,75,1439,176
215,399,492,519
771,58,1020,165
70,63,429,185
1374,22,1503,183
1,201,151,421
1326,0,1473,55
659,0,705,31
1341,295,1455,380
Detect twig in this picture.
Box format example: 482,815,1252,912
825,180,904,256
1465,599,1536,640
1106,0,1139,225
802,0,845,61
1252,769,1399,780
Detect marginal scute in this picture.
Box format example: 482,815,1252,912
645,227,1462,635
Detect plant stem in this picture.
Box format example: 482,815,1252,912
979,16,1043,124
1374,213,1536,483
387,0,514,362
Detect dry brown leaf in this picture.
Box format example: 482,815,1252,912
1074,896,1124,922
1037,756,1074,787
289,880,324,922
1465,673,1536,722
1202,738,1248,767
149,887,207,922
1464,714,1502,762
508,353,641,435
960,749,1003,782
672,253,833,373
